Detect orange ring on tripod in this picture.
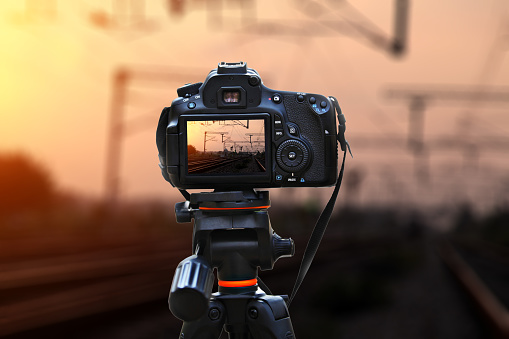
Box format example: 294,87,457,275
218,279,258,288
199,206,270,211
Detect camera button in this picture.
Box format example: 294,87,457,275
287,125,298,136
309,97,316,104
274,115,283,128
320,101,327,108
248,76,260,86
272,94,282,104
177,82,202,98
275,130,284,140
297,95,304,102
275,174,283,182
288,152,296,160
187,102,196,109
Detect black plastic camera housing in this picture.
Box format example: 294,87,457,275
156,62,339,189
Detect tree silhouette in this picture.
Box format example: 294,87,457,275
0,153,54,217
188,145,197,155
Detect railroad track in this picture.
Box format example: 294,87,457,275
0,243,190,337
0,232,308,337
188,155,265,174
438,239,509,338
254,157,266,172
4,230,505,338
188,157,245,174
0,233,376,338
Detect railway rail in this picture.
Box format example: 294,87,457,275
188,157,244,173
188,155,265,174
254,157,266,172
2,231,508,338
0,243,189,337
438,239,509,338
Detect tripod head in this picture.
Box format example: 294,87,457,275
169,190,294,322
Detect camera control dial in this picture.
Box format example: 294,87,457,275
276,139,310,173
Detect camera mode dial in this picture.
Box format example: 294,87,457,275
276,139,310,173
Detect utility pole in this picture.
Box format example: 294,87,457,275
105,69,128,204
385,86,509,180
203,131,206,153
89,0,153,31
226,140,263,152
246,133,264,145
203,131,228,152
392,0,410,55
104,67,203,204
243,0,411,57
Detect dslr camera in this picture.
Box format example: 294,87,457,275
156,62,340,189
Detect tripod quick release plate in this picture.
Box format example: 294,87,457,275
191,191,270,211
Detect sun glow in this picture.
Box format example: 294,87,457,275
0,7,82,144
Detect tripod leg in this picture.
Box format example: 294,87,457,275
245,295,296,339
179,299,226,339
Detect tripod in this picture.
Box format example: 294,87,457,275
169,190,296,339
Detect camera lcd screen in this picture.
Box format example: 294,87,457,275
187,119,266,175
223,90,240,103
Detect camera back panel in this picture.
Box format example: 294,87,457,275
159,62,338,189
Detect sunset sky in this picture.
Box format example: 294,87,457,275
187,119,265,153
1,0,508,209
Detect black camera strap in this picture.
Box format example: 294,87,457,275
286,96,351,306
287,150,346,305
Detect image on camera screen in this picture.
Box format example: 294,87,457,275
187,119,266,175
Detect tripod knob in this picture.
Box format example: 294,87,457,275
169,255,214,321
272,233,295,261
175,201,192,223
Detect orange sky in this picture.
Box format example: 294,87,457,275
187,119,265,153
1,0,508,208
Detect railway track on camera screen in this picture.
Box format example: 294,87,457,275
188,155,265,174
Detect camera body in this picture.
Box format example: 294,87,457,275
157,62,339,189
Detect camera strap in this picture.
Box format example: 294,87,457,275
287,150,346,305
286,96,351,306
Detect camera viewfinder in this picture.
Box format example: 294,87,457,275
223,90,240,103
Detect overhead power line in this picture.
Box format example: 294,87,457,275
384,85,509,180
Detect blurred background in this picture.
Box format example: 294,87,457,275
1,0,509,338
